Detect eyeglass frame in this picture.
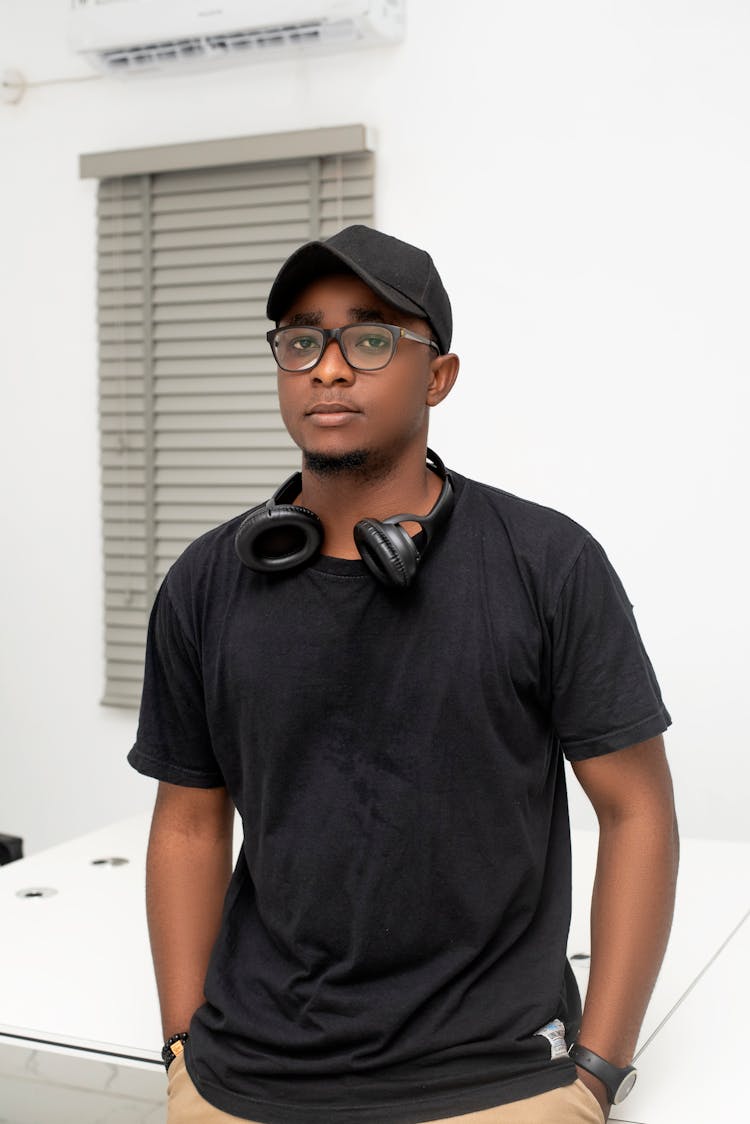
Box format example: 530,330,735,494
266,322,441,373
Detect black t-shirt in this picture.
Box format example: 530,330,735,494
129,471,672,1124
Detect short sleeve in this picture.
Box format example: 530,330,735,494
550,535,672,761
127,580,225,787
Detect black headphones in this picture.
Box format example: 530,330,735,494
234,449,454,589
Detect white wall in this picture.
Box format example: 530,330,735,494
1,1,748,854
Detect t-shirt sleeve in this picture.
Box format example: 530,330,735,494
127,579,225,788
550,534,672,761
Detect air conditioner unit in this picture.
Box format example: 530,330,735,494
69,0,405,76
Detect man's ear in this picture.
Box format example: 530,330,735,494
426,353,460,407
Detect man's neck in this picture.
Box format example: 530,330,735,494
296,447,442,559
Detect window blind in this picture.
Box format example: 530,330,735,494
96,140,374,706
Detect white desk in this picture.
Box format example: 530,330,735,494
0,815,748,1123
0,816,165,1124
615,909,750,1123
567,834,750,1123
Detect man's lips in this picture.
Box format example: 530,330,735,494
306,402,359,414
304,402,362,427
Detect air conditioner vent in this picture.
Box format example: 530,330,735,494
69,1,405,75
98,21,361,72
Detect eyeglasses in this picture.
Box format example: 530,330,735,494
266,322,440,373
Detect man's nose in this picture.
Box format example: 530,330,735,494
312,339,356,384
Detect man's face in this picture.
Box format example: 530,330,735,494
274,272,439,470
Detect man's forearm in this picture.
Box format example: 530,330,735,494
575,808,679,1108
146,794,234,1039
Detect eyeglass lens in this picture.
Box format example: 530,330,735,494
272,325,396,371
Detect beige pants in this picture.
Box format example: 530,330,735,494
166,1052,606,1124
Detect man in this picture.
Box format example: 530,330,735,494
129,225,678,1124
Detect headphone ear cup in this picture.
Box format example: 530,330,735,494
235,503,323,572
353,520,419,589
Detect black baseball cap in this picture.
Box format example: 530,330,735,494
266,225,453,354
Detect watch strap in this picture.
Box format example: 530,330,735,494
569,1043,637,1104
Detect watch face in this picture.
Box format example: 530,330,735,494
613,1069,638,1104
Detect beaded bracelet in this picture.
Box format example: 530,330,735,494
162,1031,189,1071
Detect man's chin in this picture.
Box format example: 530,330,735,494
302,448,371,476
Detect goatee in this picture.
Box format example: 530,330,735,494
303,448,371,477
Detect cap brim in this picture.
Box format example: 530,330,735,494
266,242,430,327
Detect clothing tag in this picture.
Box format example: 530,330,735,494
534,1018,568,1060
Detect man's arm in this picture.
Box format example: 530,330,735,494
146,780,235,1040
570,734,679,1119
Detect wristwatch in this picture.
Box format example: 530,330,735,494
569,1043,637,1104
162,1031,189,1071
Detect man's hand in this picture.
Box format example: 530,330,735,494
576,1065,610,1121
